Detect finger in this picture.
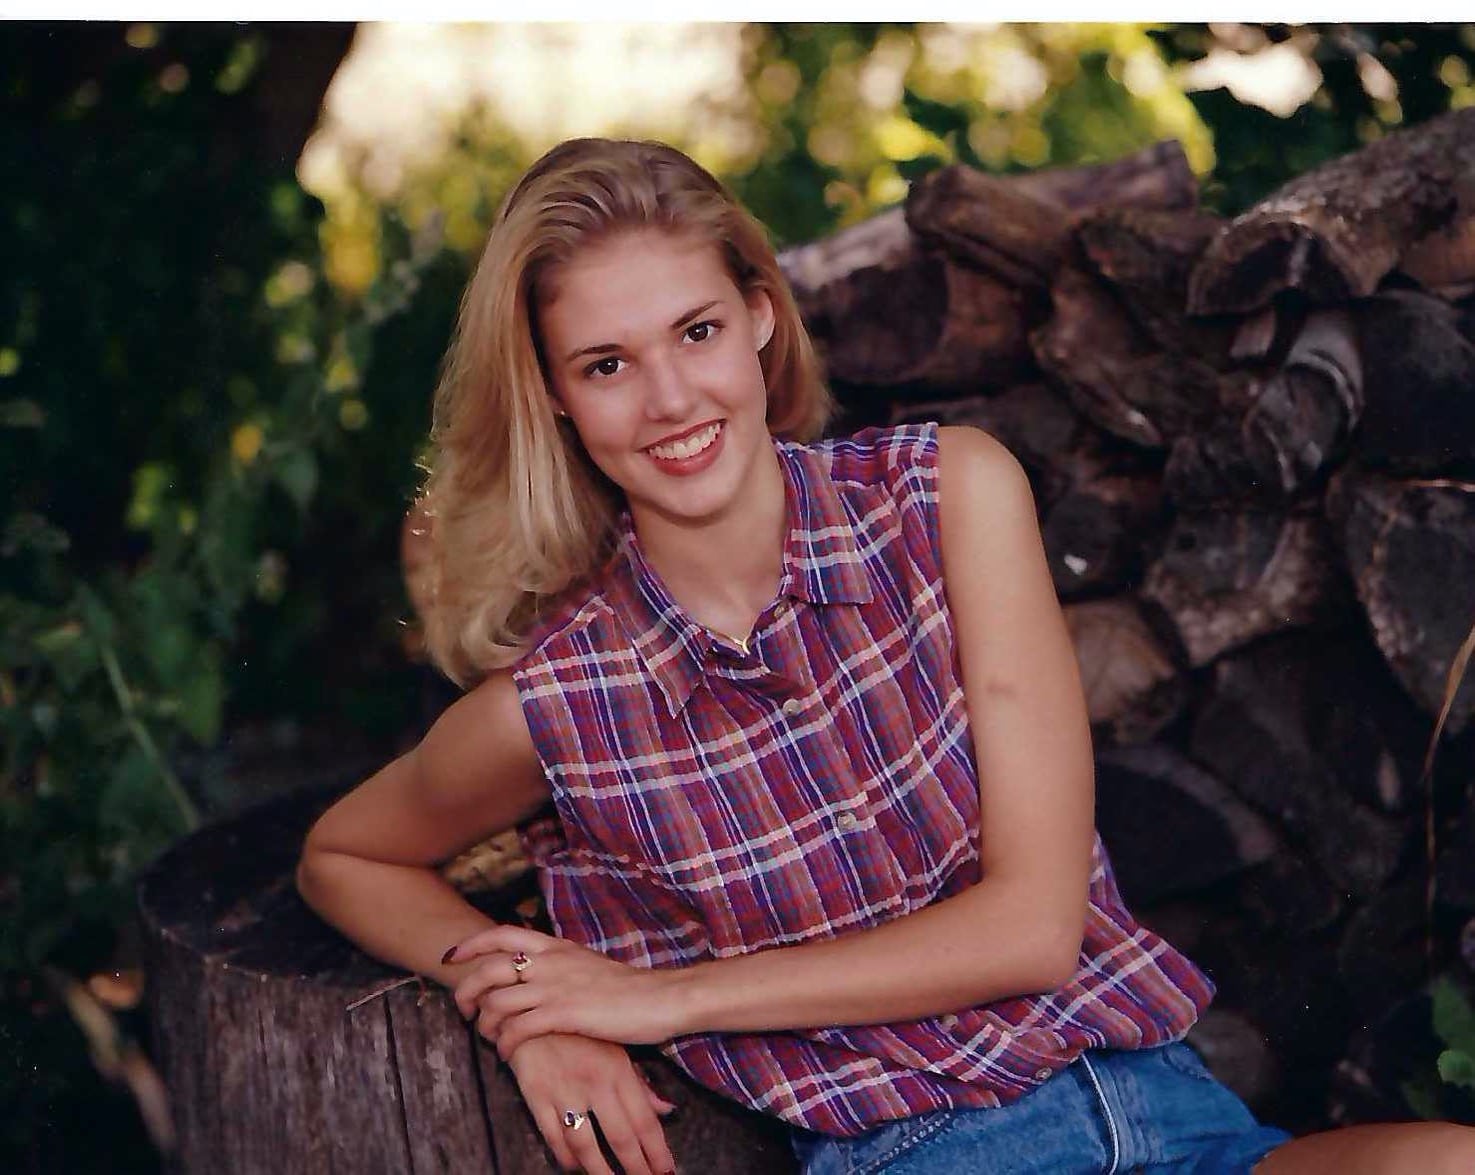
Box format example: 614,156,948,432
498,1007,566,1061
475,986,542,1045
635,1064,679,1115
452,955,523,1018
561,1107,615,1175
589,1090,656,1175
528,1101,580,1172
646,1086,678,1115
445,924,556,964
616,1075,678,1175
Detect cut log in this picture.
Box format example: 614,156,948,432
889,383,1103,508
1043,475,1164,596
138,785,796,1175
1032,265,1229,448
905,164,1073,291
1238,308,1362,496
1075,205,1235,360
1188,107,1475,315
1436,793,1475,912
1064,598,1186,744
1324,468,1475,733
1186,1008,1280,1112
1163,309,1361,506
902,142,1200,292
1140,511,1353,667
780,219,1035,389
1002,139,1199,217
1395,163,1475,295
1237,850,1345,938
1350,288,1475,474
1335,879,1428,1023
1095,743,1276,906
1187,635,1406,898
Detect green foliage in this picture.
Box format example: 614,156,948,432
1433,977,1475,1093
1403,976,1475,1123
0,25,439,1166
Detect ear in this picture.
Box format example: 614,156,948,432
746,287,776,352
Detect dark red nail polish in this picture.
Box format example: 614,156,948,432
441,945,458,965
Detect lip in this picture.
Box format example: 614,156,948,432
643,419,724,452
644,419,726,477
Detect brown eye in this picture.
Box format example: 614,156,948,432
585,356,624,378
684,321,716,343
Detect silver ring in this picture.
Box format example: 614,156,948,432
511,951,531,981
562,1109,588,1131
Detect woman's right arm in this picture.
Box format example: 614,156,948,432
295,668,549,981
296,671,677,1175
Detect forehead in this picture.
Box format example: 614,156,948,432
537,230,736,342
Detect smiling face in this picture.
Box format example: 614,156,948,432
536,228,779,537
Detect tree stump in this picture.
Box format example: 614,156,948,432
138,782,797,1174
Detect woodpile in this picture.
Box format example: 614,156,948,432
781,106,1475,1132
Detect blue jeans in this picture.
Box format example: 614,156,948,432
789,1043,1292,1174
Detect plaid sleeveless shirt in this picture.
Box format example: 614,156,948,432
514,423,1213,1137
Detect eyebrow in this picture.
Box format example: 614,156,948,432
562,300,723,364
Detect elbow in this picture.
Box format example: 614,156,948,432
1031,921,1085,993
294,851,321,910
294,833,334,913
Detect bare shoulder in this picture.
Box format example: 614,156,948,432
934,424,1036,534
302,666,548,866
415,667,545,815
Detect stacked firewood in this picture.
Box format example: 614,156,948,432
779,107,1475,1129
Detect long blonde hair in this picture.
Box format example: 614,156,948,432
421,138,834,686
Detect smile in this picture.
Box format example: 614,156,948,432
646,421,723,461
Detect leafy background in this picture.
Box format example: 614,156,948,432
4,21,1474,1170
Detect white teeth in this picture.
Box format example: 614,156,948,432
648,422,721,461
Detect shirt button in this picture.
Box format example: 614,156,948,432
781,697,804,717
1034,1067,1053,1082
836,811,858,830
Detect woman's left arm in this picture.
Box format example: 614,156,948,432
453,426,1096,1054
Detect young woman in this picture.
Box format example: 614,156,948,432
296,138,1475,1175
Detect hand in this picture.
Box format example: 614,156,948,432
448,926,684,1057
503,1032,677,1175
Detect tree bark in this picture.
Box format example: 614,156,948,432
138,785,796,1175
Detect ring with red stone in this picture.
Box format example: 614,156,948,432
511,951,531,981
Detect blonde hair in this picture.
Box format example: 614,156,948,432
421,138,835,686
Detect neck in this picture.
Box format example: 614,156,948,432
631,444,788,638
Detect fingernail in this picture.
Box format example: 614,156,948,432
441,945,458,965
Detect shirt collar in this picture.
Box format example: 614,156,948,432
605,437,873,717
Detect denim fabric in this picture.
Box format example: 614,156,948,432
788,1043,1292,1174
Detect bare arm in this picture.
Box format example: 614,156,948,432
297,669,679,1175
458,425,1096,1047
295,666,551,986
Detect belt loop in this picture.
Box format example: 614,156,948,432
1078,1052,1121,1175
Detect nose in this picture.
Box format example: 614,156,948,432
643,355,696,421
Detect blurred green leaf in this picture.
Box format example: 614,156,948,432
0,398,43,427
31,621,96,692
1437,1049,1475,1091
1433,977,1475,1051
274,447,318,513
2,513,71,557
